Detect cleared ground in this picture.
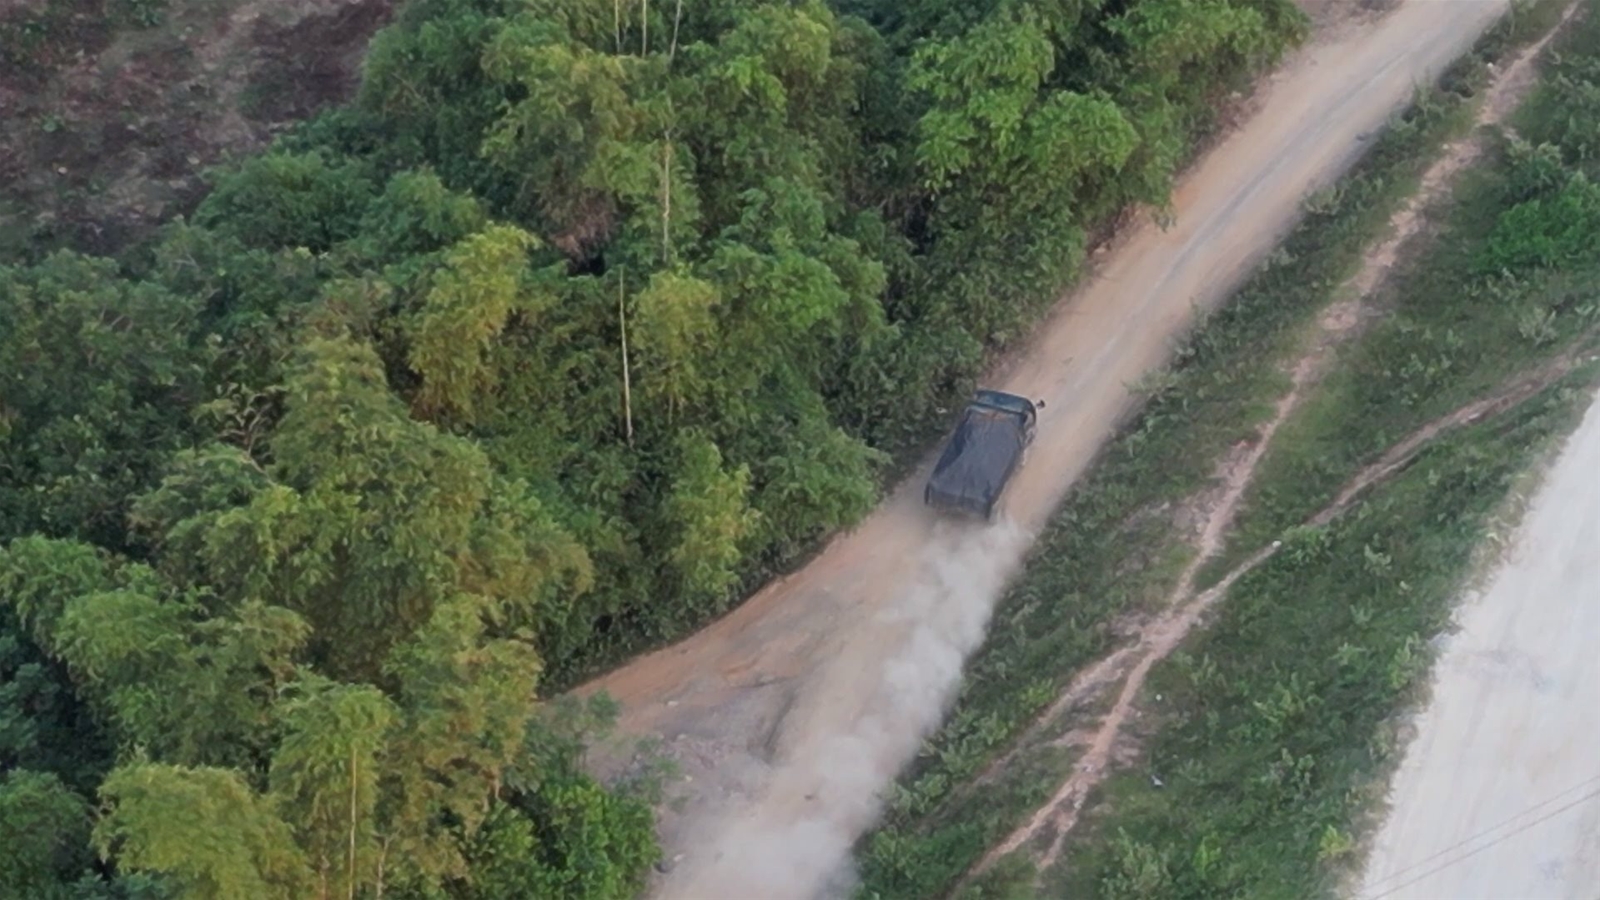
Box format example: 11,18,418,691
0,0,393,257
579,2,1522,898
1356,390,1600,900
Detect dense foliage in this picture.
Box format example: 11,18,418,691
1,0,1302,895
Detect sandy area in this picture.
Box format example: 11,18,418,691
1356,390,1600,900
579,3,1522,898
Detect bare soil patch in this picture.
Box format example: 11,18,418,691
0,0,396,258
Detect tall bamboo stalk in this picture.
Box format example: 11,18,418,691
347,747,358,900
661,136,673,263
669,0,684,64
620,276,634,446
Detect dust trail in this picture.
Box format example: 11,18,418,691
656,518,1032,900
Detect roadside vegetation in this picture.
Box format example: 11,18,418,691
853,2,1593,897
1211,1,1600,576
0,0,1313,897
1048,372,1595,900
1054,5,1600,896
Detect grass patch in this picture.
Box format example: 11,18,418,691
1050,368,1599,899
1209,0,1600,581
850,7,1592,898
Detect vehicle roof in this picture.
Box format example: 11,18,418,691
972,389,1037,418
927,404,1027,503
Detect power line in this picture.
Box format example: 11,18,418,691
1361,781,1600,900
1360,772,1600,894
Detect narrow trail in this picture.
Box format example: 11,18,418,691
577,3,1524,897
972,344,1593,887
973,366,1316,883
959,7,1582,885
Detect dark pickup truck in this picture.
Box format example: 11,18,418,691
923,389,1043,522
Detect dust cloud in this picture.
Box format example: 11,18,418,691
656,518,1031,900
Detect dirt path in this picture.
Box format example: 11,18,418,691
1354,386,1600,900
580,3,1520,897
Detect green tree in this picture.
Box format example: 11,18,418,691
95,764,313,900
405,225,547,425
50,588,308,767
196,150,378,253
376,596,543,887
269,679,398,900
197,335,588,678
0,623,111,793
746,399,885,562
3,536,304,768
629,270,720,418
463,694,659,900
353,169,490,261
0,770,94,899
126,445,274,592
463,790,653,900
0,253,209,547
1483,171,1600,273
480,14,653,255
356,0,520,203
1106,0,1282,206
660,431,759,617
0,537,120,794
0,535,122,645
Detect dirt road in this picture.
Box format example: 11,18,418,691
1355,390,1600,900
582,3,1519,897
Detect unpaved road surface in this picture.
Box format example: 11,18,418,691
582,3,1520,897
1356,391,1600,900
